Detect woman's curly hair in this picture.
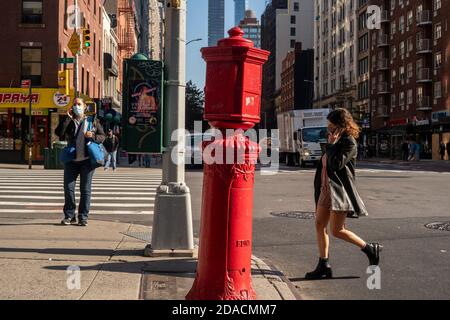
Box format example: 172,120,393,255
327,108,361,139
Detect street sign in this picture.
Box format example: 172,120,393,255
59,57,75,64
68,31,81,56
21,79,31,88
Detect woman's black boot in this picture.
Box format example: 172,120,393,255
361,242,383,266
305,258,333,280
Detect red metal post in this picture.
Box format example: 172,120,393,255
186,28,269,300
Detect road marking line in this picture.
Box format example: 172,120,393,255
0,190,155,195
0,195,156,200
0,201,154,207
0,209,153,215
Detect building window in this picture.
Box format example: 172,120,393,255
407,63,413,78
391,21,396,35
291,15,296,24
407,37,413,52
434,81,442,98
291,39,296,48
399,66,405,80
21,48,42,86
399,91,405,106
407,89,413,104
81,67,85,94
391,94,396,107
392,45,397,59
22,0,43,24
399,16,405,33
435,52,442,68
290,28,296,36
391,0,396,10
294,2,300,12
400,41,405,56
435,0,441,10
435,23,442,40
86,71,90,96
407,11,413,26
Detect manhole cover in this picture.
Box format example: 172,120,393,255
121,231,153,243
425,222,450,232
270,211,315,220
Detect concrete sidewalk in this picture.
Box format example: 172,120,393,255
0,217,297,300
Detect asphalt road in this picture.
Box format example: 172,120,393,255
186,163,450,299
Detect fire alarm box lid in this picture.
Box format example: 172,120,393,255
217,27,254,48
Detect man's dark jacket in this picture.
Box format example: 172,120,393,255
314,134,368,218
55,116,106,158
104,135,120,153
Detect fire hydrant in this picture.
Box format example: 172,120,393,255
186,27,270,300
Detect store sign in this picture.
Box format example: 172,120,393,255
388,118,408,127
414,119,430,126
53,92,70,107
432,110,450,123
0,93,40,104
0,88,73,109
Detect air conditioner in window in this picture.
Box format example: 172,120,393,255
406,52,409,58
434,11,437,17
434,69,437,76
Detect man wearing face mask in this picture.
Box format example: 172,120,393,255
55,98,106,226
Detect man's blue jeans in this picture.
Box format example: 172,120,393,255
63,159,95,222
105,151,117,170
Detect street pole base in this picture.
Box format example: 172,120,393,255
144,244,196,258
149,182,195,254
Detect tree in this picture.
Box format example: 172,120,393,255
185,80,206,131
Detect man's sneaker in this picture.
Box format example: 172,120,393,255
61,218,72,225
70,218,78,225
78,220,88,227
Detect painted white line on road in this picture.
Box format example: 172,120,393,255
0,195,156,200
0,201,154,207
0,183,161,187
0,179,162,183
0,209,153,215
0,190,155,195
0,186,157,191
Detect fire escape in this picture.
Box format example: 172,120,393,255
118,0,135,59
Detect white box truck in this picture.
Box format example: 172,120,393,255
277,108,331,167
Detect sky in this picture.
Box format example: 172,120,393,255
186,0,268,90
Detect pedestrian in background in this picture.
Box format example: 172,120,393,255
446,141,450,161
55,98,106,226
402,141,409,161
104,129,120,172
439,142,446,160
143,154,151,168
408,140,416,161
305,108,382,280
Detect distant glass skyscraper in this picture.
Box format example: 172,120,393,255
234,0,248,26
208,0,225,47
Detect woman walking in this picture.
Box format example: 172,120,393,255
305,108,382,280
55,98,106,226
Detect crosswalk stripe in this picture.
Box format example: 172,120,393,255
0,209,153,215
0,201,155,207
0,186,157,190
0,195,156,200
0,190,154,195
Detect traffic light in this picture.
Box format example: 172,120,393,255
58,70,69,96
82,28,91,49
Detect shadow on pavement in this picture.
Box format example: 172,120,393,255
289,276,360,282
0,247,143,257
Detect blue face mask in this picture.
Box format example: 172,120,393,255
72,105,84,116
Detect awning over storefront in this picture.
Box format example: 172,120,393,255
0,88,74,109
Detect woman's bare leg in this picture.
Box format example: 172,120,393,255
330,211,366,249
315,205,331,258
